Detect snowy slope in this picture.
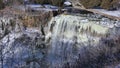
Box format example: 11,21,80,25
95,9,120,17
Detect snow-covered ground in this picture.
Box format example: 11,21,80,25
95,9,120,17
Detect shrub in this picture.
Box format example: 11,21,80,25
50,0,65,7
80,0,120,10
111,0,120,10
33,0,48,4
31,0,65,6
101,0,120,10
79,0,101,8
0,0,5,9
100,0,111,9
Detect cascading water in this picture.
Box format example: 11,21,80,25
0,13,119,68
48,15,79,68
46,14,113,68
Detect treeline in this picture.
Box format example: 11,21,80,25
1,0,119,10
0,0,65,10
80,0,120,10
30,0,65,6
32,0,120,10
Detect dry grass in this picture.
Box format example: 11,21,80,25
21,11,53,27
80,0,101,8
80,0,120,10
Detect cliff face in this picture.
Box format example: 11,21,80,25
0,13,49,68
46,14,120,68
0,6,120,68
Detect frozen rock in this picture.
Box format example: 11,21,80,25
64,1,72,6
115,21,120,27
43,4,58,9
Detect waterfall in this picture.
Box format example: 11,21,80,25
46,14,110,68
0,13,118,68
49,15,79,68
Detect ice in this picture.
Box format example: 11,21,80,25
44,4,58,9
64,1,72,6
26,4,43,8
95,9,120,17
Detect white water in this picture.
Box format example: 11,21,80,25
46,14,111,68
0,14,118,68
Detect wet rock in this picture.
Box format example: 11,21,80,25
45,14,118,68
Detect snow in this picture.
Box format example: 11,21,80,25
43,4,58,9
95,9,120,17
25,4,59,11
115,22,120,27
64,1,72,6
26,4,43,8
